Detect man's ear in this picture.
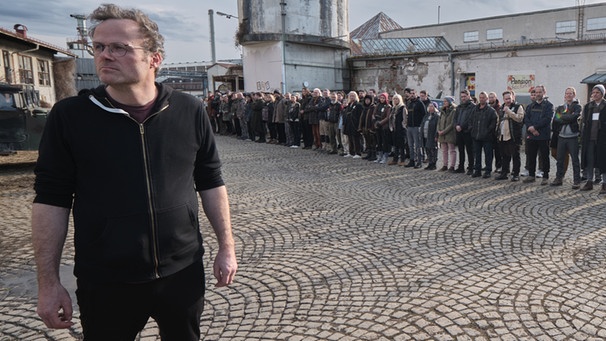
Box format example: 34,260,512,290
150,52,163,69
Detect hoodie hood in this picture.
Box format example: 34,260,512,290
84,83,174,114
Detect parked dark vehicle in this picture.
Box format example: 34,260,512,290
0,83,48,154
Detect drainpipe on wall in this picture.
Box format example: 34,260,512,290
17,44,40,54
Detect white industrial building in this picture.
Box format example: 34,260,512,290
353,2,606,103
237,0,350,93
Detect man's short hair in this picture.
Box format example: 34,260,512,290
460,89,470,96
89,4,165,59
502,90,514,98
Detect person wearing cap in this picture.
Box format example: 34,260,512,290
580,84,606,193
437,96,457,172
469,91,498,178
523,85,553,185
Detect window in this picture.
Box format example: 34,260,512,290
37,59,51,86
2,51,12,83
464,31,479,43
587,17,606,31
18,55,33,84
486,28,503,40
556,20,576,33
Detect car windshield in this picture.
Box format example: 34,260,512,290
0,91,15,110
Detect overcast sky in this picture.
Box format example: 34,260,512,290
0,0,602,64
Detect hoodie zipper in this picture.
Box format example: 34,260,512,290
136,105,169,279
96,95,169,279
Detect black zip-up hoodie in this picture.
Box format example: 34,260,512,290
34,83,224,283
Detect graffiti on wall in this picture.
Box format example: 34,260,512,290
256,81,271,91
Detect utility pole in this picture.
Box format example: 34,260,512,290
280,1,287,94
209,9,216,63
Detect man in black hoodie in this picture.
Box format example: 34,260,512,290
31,4,237,340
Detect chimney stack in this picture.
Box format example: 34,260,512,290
14,24,28,38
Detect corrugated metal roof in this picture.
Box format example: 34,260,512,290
581,73,606,84
350,12,403,40
350,37,453,56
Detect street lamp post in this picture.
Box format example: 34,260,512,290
209,10,239,64
208,9,216,63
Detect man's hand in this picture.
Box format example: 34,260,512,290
213,247,238,287
37,283,74,329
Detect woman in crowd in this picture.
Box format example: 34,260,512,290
437,96,457,171
343,91,364,158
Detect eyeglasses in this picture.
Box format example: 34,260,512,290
90,42,147,57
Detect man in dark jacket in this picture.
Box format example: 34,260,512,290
550,87,582,188
523,85,554,185
454,89,476,174
31,5,237,340
580,84,606,192
470,91,497,178
405,89,427,168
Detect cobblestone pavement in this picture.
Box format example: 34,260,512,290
2,136,606,340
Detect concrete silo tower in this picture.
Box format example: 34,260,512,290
237,0,349,93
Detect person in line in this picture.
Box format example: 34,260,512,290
421,101,440,170
343,91,364,158
523,85,553,185
580,84,606,193
488,92,502,173
325,92,342,154
299,87,313,149
373,92,392,164
359,93,377,160
388,94,406,166
287,93,301,148
234,92,248,140
550,87,582,188
470,91,498,178
495,90,525,181
32,4,237,340
437,96,457,172
453,89,476,174
405,88,426,168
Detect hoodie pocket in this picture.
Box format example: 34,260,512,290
155,203,201,263
95,212,151,269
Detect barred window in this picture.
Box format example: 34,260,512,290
18,55,33,84
37,59,51,86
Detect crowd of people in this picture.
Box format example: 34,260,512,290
205,83,606,193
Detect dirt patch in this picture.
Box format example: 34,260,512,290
0,151,36,191
0,150,38,165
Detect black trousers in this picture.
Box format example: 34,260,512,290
526,139,550,178
76,261,205,341
456,131,474,170
499,140,521,176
